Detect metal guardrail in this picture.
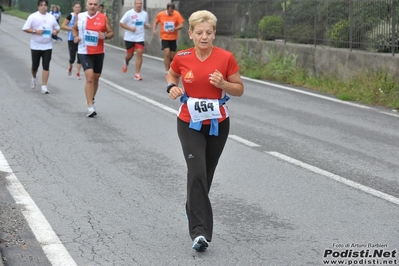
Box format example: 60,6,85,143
176,0,399,55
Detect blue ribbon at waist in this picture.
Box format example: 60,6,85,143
180,92,230,136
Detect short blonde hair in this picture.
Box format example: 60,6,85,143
188,10,217,31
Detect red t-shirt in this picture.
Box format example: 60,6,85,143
170,46,239,124
77,12,107,55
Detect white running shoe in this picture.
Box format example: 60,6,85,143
87,106,97,117
30,77,37,89
41,85,49,94
192,236,208,251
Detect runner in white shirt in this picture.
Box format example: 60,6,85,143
119,0,150,80
22,0,60,94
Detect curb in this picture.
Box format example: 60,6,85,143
0,240,5,266
0,251,4,266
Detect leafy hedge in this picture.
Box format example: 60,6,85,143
259,15,284,40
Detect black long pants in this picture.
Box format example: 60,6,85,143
177,117,230,242
68,40,81,64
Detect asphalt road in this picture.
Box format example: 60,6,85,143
0,14,398,266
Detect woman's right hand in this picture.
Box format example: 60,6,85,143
169,86,184,100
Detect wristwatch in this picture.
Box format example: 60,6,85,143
166,83,177,93
32,29,36,34
104,32,108,39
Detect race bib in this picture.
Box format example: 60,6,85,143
135,20,144,26
84,30,99,46
42,26,51,38
187,98,222,122
164,22,174,31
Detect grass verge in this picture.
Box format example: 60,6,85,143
238,45,399,109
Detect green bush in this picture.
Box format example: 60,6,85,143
259,15,284,40
327,19,350,48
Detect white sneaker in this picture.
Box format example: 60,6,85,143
41,85,49,94
30,77,37,89
192,236,208,251
87,106,97,117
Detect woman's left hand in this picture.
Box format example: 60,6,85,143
209,69,225,89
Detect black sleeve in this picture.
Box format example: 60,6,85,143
66,14,72,21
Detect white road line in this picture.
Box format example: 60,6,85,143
100,78,178,115
378,110,399,117
241,77,374,109
267,151,399,206
0,151,78,266
228,135,261,147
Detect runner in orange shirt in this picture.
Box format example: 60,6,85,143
153,3,184,74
